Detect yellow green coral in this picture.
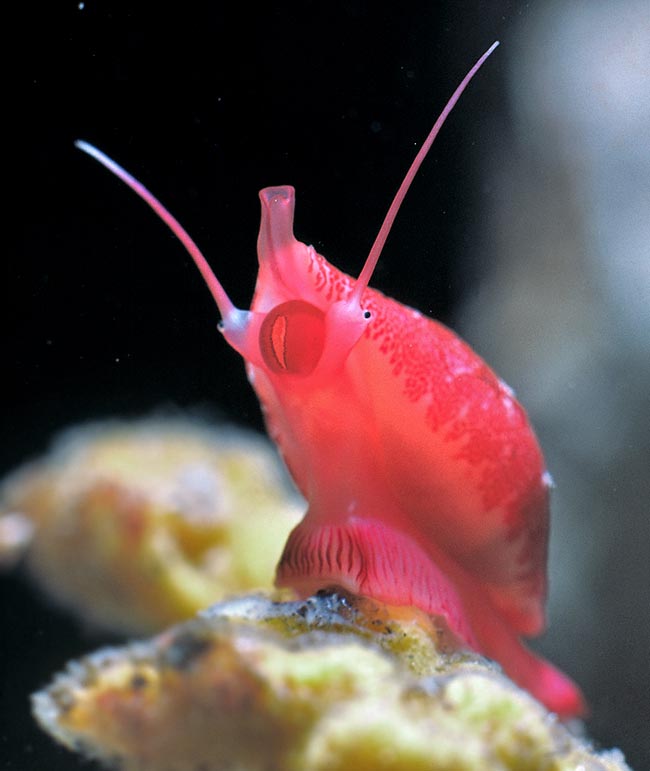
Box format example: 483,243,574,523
32,592,632,771
0,417,302,632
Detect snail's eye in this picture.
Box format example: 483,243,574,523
259,300,326,376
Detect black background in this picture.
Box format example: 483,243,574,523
2,2,645,769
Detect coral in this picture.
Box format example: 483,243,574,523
33,592,632,771
0,418,301,632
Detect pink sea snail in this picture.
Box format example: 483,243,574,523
75,42,585,717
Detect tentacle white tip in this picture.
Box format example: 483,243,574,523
75,139,238,322
350,40,500,304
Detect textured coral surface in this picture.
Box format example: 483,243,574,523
33,593,632,771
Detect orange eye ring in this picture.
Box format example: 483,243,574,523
259,300,326,376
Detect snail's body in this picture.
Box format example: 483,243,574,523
76,43,584,717
248,192,576,713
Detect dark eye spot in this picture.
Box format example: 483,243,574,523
364,311,371,319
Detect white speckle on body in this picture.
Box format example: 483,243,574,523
541,471,555,489
499,379,516,398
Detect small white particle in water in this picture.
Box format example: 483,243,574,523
115,357,120,363
78,1,85,9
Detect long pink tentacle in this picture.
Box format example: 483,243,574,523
75,140,239,324
351,40,499,303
